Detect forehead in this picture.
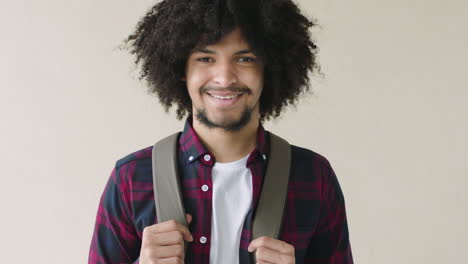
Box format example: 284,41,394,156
196,28,252,51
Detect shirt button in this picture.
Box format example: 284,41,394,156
204,154,211,161
188,156,194,161
200,236,207,244
201,185,209,192
262,154,267,160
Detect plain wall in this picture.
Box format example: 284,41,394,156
1,0,467,263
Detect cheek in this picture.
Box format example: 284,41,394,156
242,71,264,95
186,71,208,96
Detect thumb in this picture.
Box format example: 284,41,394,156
186,213,193,224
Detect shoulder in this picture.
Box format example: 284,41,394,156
267,131,332,168
115,146,153,169
287,143,342,192
289,145,345,201
110,146,154,186
290,144,333,170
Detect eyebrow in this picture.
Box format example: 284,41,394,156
194,48,254,55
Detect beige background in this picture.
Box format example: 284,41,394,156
1,0,467,263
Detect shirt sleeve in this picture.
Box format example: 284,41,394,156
304,163,354,264
88,165,141,264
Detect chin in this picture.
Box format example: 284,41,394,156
195,108,253,132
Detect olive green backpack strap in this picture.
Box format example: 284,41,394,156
251,132,291,263
152,132,187,226
152,131,291,263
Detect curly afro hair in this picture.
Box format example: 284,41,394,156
125,0,319,121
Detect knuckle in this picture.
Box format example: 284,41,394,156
175,244,184,256
255,237,267,247
143,234,156,246
279,254,290,264
174,231,184,242
258,247,267,254
141,248,156,262
143,226,151,235
255,247,266,260
167,220,178,228
180,227,190,237
166,256,183,264
280,253,295,264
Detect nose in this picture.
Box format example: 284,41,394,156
212,62,237,88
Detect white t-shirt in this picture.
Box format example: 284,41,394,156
210,154,252,264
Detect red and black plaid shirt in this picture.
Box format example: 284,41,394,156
89,118,353,263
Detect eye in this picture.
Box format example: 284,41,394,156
237,57,256,63
197,57,214,63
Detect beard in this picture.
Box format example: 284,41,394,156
194,85,255,132
195,106,253,132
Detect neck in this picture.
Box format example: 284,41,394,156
192,114,259,163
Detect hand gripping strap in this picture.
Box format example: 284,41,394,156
152,132,291,263
152,132,187,226
251,133,291,262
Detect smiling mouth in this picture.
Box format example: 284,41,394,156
207,93,242,100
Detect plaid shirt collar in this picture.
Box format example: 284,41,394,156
179,117,269,166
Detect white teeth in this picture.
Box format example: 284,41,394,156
209,94,241,100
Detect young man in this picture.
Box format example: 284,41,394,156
89,0,353,263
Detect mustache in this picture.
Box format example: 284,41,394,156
200,85,252,95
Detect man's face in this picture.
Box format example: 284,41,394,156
185,28,264,132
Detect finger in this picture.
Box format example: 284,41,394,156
186,214,192,224
144,220,193,242
158,256,184,264
153,244,185,259
153,230,185,246
257,261,275,264
255,246,294,264
248,236,294,256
